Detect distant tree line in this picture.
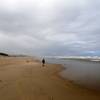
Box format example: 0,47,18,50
0,52,9,56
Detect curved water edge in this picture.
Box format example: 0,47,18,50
46,58,100,90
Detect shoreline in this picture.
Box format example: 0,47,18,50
46,58,100,92
0,57,100,100
52,63,100,93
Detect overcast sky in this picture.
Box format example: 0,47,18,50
0,0,100,56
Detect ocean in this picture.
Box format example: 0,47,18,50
46,58,100,90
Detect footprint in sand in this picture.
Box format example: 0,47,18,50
0,80,2,82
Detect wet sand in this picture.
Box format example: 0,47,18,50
0,57,100,100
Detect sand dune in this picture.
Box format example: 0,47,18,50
0,57,100,100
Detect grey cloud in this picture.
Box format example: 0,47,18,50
0,0,100,56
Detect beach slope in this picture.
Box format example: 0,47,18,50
0,57,100,100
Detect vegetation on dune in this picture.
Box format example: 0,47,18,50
0,52,9,56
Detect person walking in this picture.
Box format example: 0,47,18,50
42,58,45,67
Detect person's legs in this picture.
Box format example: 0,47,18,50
42,62,45,67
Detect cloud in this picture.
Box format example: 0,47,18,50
0,0,100,56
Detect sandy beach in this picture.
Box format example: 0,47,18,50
0,57,100,100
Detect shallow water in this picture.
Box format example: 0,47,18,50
46,58,100,90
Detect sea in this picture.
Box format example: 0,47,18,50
46,57,100,90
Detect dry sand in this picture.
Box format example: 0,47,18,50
0,57,100,100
